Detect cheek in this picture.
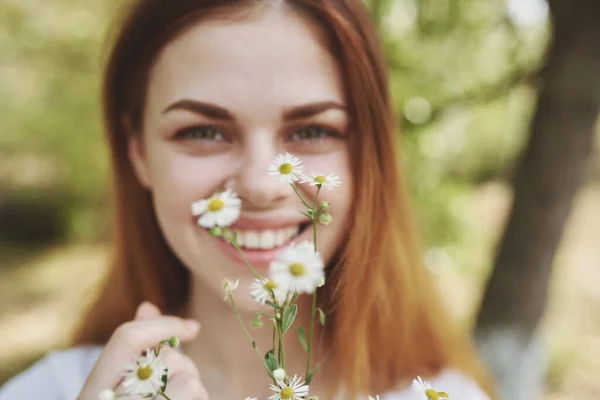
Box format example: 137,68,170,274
144,143,233,219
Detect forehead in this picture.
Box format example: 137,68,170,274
146,7,344,115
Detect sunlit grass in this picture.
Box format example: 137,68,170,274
0,244,108,384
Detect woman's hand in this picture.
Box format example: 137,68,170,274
78,302,209,400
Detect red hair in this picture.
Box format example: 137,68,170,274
73,0,497,398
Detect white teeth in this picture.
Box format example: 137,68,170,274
236,232,245,247
259,231,275,249
229,226,302,250
245,231,259,249
275,230,286,246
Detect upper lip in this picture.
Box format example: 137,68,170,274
228,215,310,231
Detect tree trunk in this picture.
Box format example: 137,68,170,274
474,2,600,399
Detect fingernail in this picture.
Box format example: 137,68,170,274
185,319,201,332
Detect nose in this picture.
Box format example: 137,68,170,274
232,136,290,210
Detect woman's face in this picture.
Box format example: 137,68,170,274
129,6,352,310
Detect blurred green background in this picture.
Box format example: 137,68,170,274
1,0,599,398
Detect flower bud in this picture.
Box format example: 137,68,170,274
222,278,239,301
98,389,116,400
273,368,286,381
317,276,325,287
168,336,180,348
209,226,223,237
320,201,330,208
318,212,333,226
251,319,263,328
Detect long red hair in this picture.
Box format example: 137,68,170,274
73,0,496,398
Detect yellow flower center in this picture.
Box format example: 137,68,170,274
425,389,439,400
314,175,327,184
289,263,305,277
279,163,293,174
264,280,278,290
137,365,153,380
281,387,295,399
208,198,224,212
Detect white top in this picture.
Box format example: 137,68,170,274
0,346,490,399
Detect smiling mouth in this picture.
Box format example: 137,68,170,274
205,223,310,250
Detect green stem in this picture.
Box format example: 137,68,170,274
312,217,317,251
232,242,261,279
255,311,275,319
228,294,266,369
158,393,172,400
154,339,172,356
290,183,313,209
272,321,276,357
305,290,318,380
277,318,284,369
268,288,280,308
305,186,321,381
312,186,321,251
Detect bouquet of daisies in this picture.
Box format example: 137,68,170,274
99,153,450,400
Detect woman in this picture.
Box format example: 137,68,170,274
0,0,497,399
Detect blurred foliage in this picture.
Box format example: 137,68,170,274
373,0,550,271
0,0,109,242
0,0,553,265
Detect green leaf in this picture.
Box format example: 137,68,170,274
297,325,308,352
300,211,312,219
318,308,326,325
306,363,320,384
265,350,280,373
160,369,168,391
290,291,299,305
282,303,298,333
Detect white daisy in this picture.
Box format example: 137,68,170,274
97,389,116,400
268,375,309,400
250,278,285,305
412,376,449,399
223,278,240,301
368,396,380,400
300,172,341,191
269,241,324,294
121,349,167,397
268,153,304,184
191,189,241,228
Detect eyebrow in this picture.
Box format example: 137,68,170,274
162,100,233,120
162,99,346,121
282,101,347,120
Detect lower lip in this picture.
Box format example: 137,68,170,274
204,229,303,269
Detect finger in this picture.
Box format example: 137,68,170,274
80,316,201,399
135,301,162,320
163,371,209,400
160,348,200,379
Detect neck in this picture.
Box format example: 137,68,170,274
181,278,325,399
